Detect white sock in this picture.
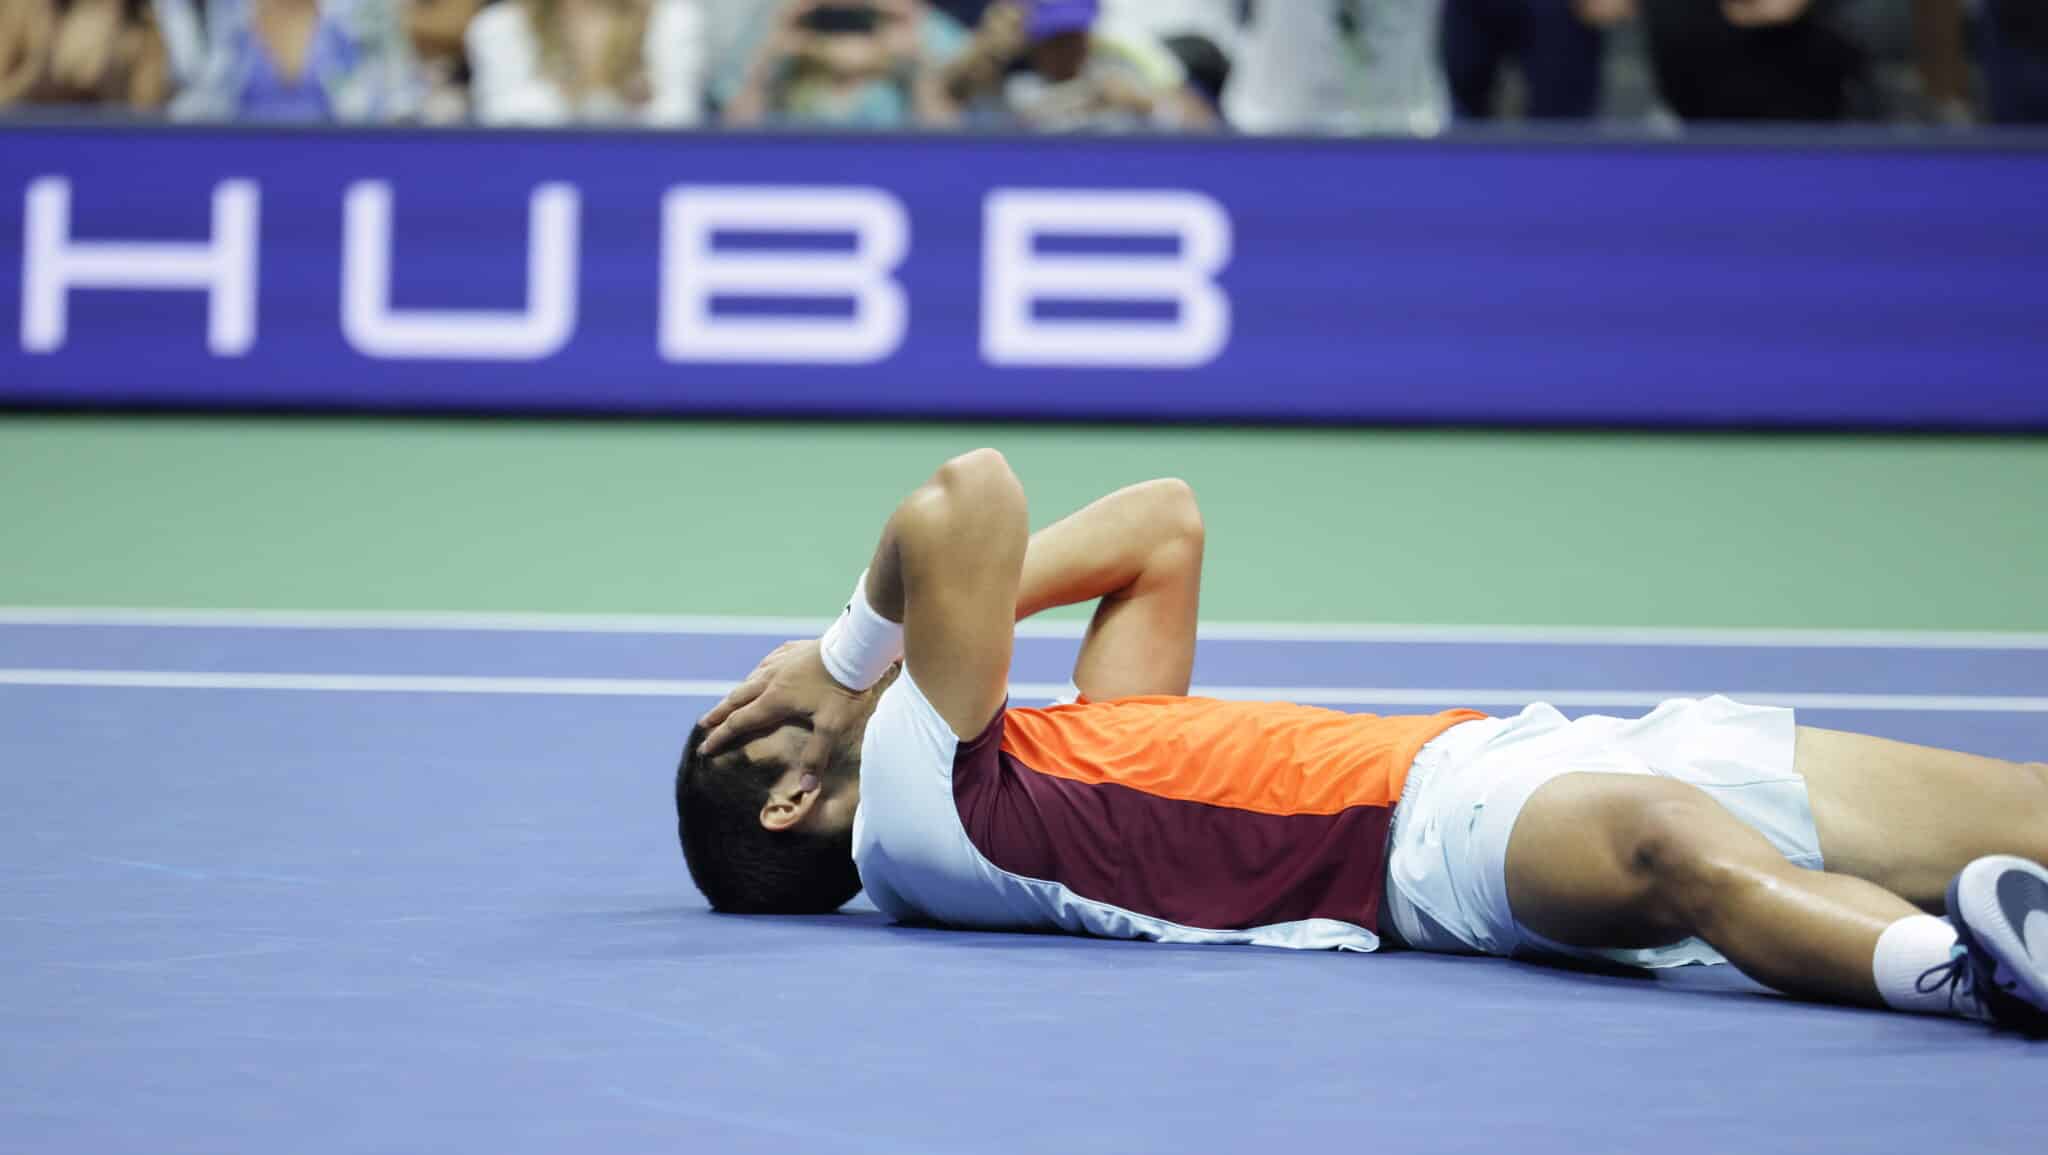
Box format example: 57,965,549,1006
1872,914,1976,1018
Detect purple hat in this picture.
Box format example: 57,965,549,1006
1027,0,1098,41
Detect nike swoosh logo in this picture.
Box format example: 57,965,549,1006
1995,868,2048,971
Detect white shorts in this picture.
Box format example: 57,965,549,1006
1383,696,1820,969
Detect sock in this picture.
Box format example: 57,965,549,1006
1872,914,1977,1018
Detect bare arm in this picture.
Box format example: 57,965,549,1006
698,448,1027,758
938,0,1020,105
721,3,803,126
864,448,1027,738
1016,479,1204,700
909,55,958,126
0,0,53,108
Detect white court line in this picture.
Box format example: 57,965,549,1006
0,669,743,697
0,606,836,637
3,606,2048,649
3,669,2045,712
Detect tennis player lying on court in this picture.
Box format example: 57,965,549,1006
677,450,2048,1031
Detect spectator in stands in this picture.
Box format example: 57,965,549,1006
1979,0,2048,121
0,1,49,109
171,0,419,121
1440,0,1629,120
1907,0,1969,123
467,0,703,124
405,0,483,121
0,0,171,111
957,0,1215,131
1638,0,1874,120
154,0,207,90
935,0,1018,113
1101,0,1237,108
1223,0,1445,135
721,0,964,128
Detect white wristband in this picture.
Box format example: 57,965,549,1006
818,570,903,691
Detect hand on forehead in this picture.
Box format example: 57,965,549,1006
696,637,858,778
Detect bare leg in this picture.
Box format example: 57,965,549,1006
1795,728,2048,910
1505,772,1921,1006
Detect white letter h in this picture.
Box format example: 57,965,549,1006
20,176,260,356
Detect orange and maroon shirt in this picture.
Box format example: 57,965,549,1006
851,673,1483,950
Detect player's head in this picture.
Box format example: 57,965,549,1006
673,720,865,914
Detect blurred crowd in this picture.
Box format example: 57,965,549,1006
1,0,2043,129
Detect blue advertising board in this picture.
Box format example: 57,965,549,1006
2,125,2044,427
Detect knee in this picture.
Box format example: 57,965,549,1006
1626,796,1766,938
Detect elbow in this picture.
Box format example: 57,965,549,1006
941,447,1013,480
905,448,1027,535
1148,477,1205,549
934,448,1025,512
1128,478,1203,583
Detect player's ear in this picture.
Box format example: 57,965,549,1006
758,768,823,833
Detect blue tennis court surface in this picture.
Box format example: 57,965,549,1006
4,612,2044,1153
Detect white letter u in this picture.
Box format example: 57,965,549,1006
342,181,579,361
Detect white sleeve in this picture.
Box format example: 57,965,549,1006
850,674,978,923
642,0,706,126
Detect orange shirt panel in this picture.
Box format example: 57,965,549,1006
997,696,1487,817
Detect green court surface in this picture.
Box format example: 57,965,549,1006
1,415,2043,630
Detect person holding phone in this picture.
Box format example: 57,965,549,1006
721,0,967,127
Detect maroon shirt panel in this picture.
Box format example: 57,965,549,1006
950,710,1391,933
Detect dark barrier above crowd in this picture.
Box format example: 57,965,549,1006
3,124,2045,428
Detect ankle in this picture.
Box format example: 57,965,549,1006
1873,914,1982,1019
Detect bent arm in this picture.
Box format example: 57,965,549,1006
696,461,1198,758
864,449,1028,739
1015,478,1204,700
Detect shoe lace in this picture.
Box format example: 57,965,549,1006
1915,944,1977,1014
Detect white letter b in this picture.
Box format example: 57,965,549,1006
982,189,1231,369
661,187,907,364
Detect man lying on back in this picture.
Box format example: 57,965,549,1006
677,450,2048,1032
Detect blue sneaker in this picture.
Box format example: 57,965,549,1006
1933,855,2048,1034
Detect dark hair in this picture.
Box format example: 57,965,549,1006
673,724,863,914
